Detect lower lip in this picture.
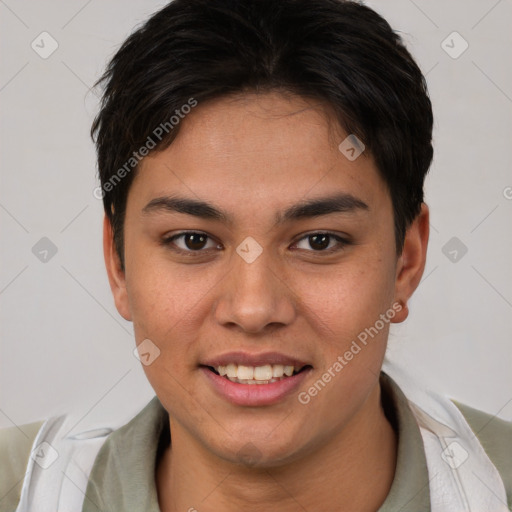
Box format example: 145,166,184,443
200,366,312,406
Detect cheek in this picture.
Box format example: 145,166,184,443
124,256,207,404
294,259,396,427
124,247,221,363
300,256,397,340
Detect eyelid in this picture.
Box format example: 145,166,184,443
162,230,221,254
292,231,350,253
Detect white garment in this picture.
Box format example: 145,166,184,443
382,359,509,512
15,365,509,511
15,415,111,512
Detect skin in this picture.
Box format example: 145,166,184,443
104,91,429,511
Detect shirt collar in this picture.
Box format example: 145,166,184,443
378,372,430,511
83,372,430,511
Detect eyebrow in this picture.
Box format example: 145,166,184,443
142,193,369,226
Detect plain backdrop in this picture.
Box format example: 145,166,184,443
0,0,511,431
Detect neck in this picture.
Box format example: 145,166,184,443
156,382,397,512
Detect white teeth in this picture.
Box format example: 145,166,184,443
226,364,237,378
283,365,294,377
272,364,284,377
237,365,254,380
213,363,303,383
254,365,273,380
227,378,282,384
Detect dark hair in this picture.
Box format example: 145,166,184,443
91,0,433,269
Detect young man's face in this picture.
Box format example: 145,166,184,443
105,92,427,467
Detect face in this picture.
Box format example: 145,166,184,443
104,92,427,467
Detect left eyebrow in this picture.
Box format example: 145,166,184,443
142,192,369,227
276,193,369,224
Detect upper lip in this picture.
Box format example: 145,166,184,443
201,351,311,368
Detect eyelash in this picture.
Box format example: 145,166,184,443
161,231,350,256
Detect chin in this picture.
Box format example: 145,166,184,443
209,431,310,470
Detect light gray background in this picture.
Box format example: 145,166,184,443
1,0,511,431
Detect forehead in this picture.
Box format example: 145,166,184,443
130,92,390,220
164,92,344,160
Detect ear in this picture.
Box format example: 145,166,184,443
103,215,132,321
391,203,429,323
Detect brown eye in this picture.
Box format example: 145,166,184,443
183,233,208,250
163,232,220,253
308,234,330,250
294,232,348,253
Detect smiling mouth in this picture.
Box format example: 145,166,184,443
204,363,312,385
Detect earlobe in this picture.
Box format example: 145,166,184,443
103,215,132,321
391,299,409,324
391,203,429,324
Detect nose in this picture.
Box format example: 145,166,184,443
213,244,296,334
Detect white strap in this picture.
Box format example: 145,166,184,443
383,359,509,511
15,415,111,512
